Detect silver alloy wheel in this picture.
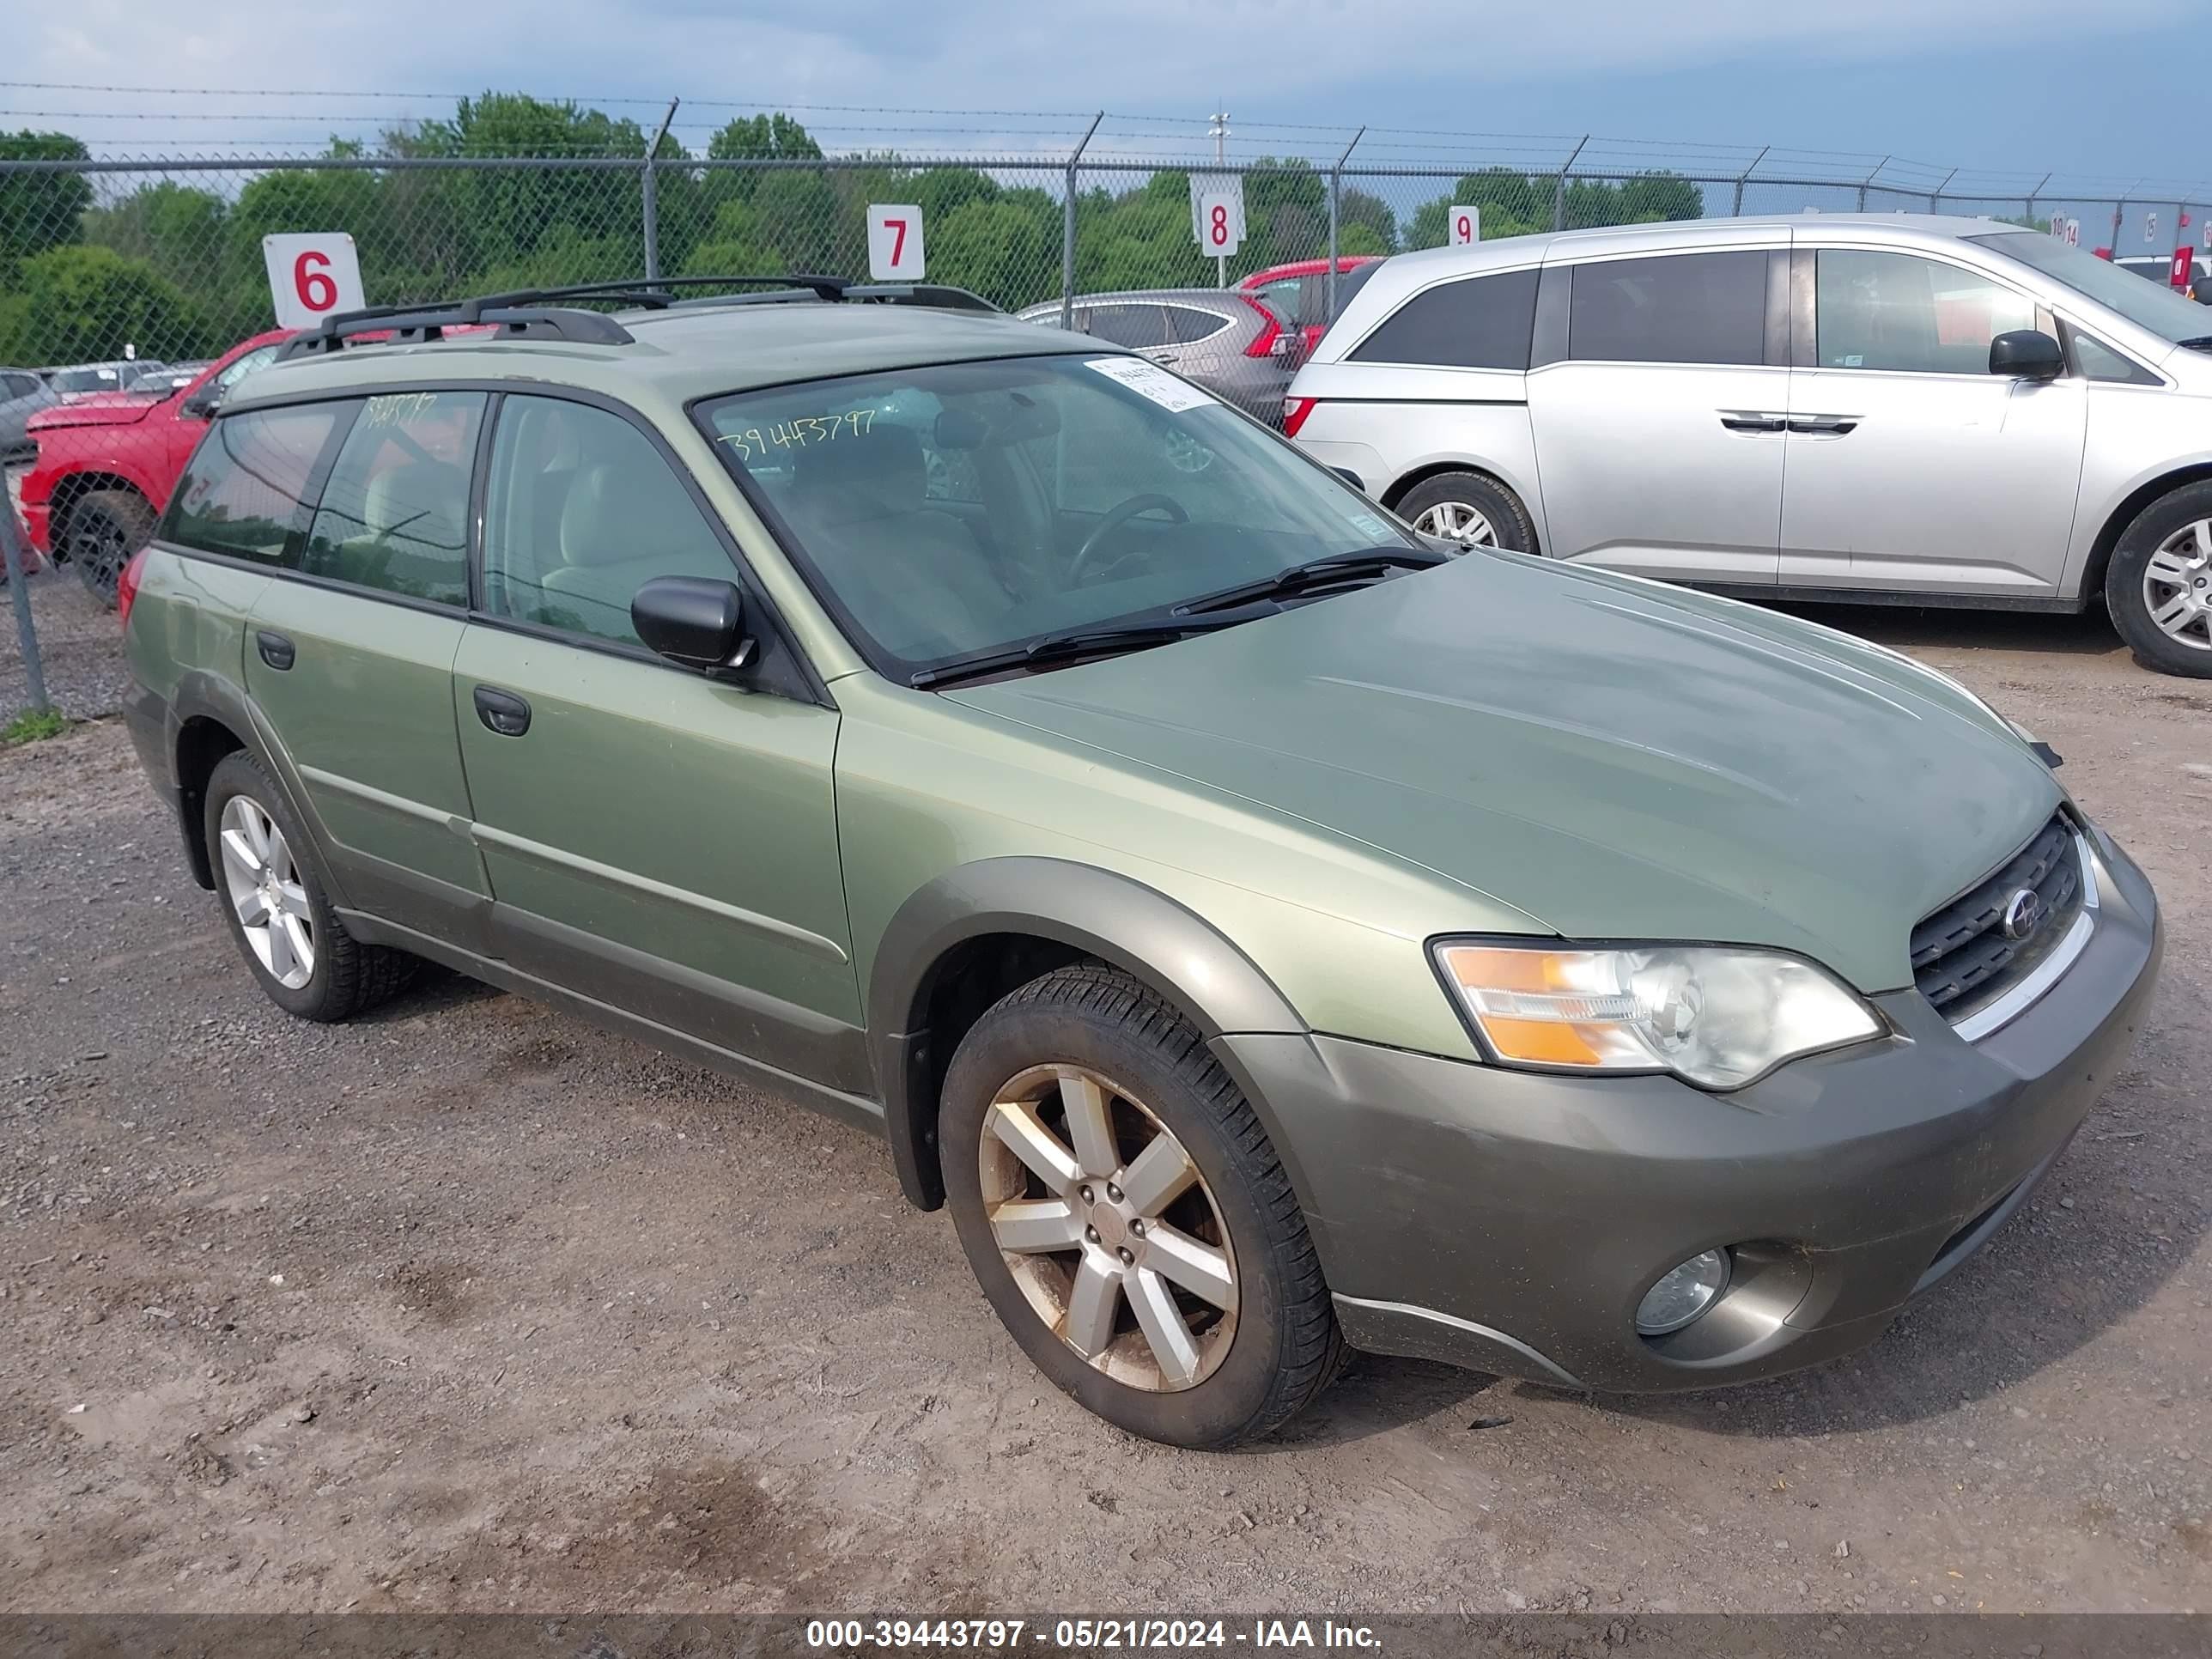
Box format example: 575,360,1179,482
2143,519,2212,651
1411,500,1497,545
978,1064,1237,1392
218,795,316,989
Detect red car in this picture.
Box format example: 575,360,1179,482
23,329,292,605
1239,256,1385,356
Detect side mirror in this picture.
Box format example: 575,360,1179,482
632,576,752,675
1990,329,2064,381
181,389,221,419
1328,465,1367,493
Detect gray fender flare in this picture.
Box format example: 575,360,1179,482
167,670,352,908
867,857,1309,1209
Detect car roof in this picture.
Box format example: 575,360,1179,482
228,300,1120,417
1240,257,1383,284
1024,289,1260,309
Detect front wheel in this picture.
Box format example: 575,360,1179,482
65,489,155,610
2106,481,2212,677
1393,470,1534,552
940,964,1343,1449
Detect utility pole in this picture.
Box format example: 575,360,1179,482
1210,105,1231,288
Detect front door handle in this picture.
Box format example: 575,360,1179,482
255,630,295,672
472,684,532,738
1717,410,1788,433
1789,414,1860,434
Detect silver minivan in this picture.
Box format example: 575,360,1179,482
1286,215,2212,677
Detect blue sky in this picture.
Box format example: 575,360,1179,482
13,0,2211,224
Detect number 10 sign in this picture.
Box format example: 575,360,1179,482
867,204,925,281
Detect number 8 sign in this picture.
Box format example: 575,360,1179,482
1196,191,1242,258
263,234,365,330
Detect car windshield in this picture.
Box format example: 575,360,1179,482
697,352,1419,679
1970,231,2212,343
50,367,123,393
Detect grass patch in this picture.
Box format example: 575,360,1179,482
2,707,69,746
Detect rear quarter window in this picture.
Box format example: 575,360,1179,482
1349,268,1540,370
161,403,349,564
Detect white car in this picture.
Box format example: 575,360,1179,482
1285,215,2212,677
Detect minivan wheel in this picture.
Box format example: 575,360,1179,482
940,964,1344,1449
2106,481,2212,678
65,489,155,610
202,751,416,1022
1394,470,1534,552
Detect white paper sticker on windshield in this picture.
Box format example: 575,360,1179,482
1347,511,1393,540
1086,356,1217,412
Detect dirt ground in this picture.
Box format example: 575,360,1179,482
2,599,2207,1620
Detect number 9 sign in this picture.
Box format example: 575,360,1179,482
263,234,365,330
1449,205,1481,247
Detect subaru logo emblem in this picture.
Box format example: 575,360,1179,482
2001,888,2046,942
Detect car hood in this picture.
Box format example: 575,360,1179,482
945,552,2061,994
30,392,167,431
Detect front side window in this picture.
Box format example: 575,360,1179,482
1815,251,2034,374
1351,267,1540,369
1568,252,1767,367
481,395,736,648
700,354,1419,678
161,403,347,563
300,392,483,605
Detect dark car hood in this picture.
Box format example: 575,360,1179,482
945,551,2061,994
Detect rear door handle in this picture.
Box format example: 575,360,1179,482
472,684,532,738
1789,414,1860,434
1717,410,1788,433
255,630,295,672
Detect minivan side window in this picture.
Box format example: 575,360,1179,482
1567,252,1767,367
161,403,349,564
481,396,737,649
1350,268,1540,370
1814,251,2035,375
299,391,485,606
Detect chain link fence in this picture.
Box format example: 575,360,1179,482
4,106,2210,720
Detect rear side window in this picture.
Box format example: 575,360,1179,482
300,392,485,606
1349,268,1539,370
1085,305,1170,349
1567,252,1766,366
162,403,347,564
1167,306,1231,344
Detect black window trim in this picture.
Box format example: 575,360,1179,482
1559,246,1778,370
171,378,833,708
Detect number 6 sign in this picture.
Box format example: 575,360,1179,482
263,234,364,330
867,204,925,281
1449,204,1481,247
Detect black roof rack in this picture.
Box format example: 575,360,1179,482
276,273,1000,360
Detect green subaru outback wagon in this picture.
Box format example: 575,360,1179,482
120,277,2162,1449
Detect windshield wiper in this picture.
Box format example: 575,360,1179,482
2179,336,2212,350
909,615,1251,690
1171,545,1448,617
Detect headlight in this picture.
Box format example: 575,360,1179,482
1431,941,1884,1090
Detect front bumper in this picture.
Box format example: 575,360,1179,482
1216,829,2162,1393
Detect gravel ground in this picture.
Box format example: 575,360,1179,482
1,569,128,727
1,601,2207,1620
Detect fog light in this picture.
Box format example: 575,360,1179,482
1636,1249,1730,1335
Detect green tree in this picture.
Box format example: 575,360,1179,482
83,180,230,301
1339,186,1399,254
0,243,198,365
430,94,648,277
0,131,93,275
931,192,1059,309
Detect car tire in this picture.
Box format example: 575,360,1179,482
65,489,155,610
2106,481,2212,678
202,750,416,1022
1393,470,1534,552
940,963,1344,1449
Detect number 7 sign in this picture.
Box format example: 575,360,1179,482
868,204,925,281
263,234,364,329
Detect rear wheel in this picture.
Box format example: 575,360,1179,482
2106,481,2212,678
64,489,155,610
941,964,1343,1449
1393,470,1534,552
203,750,416,1022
